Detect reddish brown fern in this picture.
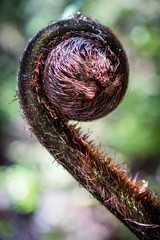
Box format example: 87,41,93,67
18,14,160,239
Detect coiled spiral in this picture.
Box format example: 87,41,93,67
24,14,129,121
18,15,160,240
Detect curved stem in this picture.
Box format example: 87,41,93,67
18,16,160,240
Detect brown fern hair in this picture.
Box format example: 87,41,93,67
18,14,160,239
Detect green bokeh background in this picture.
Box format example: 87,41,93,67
0,0,160,239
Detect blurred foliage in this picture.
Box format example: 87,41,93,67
0,0,159,239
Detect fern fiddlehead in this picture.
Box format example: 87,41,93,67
18,14,160,239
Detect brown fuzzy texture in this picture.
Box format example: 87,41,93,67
43,35,128,120
18,15,160,239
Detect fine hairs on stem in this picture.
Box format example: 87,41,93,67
18,14,160,239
